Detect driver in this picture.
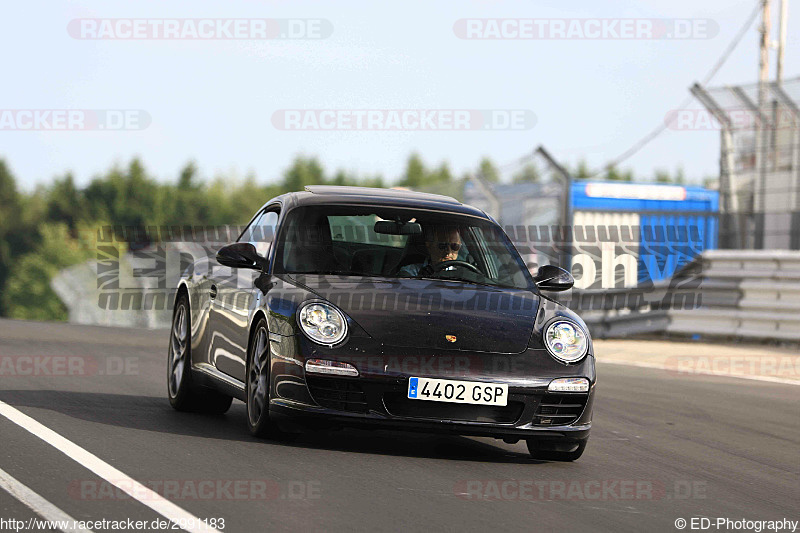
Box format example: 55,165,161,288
400,225,462,277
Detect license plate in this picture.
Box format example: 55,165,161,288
407,377,508,406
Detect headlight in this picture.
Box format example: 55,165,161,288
298,301,348,346
544,320,588,364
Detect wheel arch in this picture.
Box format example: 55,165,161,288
247,309,269,359
174,281,190,309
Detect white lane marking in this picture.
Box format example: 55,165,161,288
598,359,800,386
0,466,93,533
0,400,222,533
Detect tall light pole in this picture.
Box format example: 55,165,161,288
759,0,771,95
757,0,772,240
777,0,789,84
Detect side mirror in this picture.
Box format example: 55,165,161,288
534,265,574,292
216,242,268,271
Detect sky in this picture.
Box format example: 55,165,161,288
2,0,797,190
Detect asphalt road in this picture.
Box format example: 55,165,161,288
0,318,797,533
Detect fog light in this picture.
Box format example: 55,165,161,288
548,377,589,392
305,359,359,377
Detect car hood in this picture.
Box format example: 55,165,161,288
287,275,539,354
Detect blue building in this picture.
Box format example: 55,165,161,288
571,181,718,285
464,180,719,287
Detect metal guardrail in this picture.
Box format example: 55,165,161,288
577,250,800,341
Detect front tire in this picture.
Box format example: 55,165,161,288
246,318,282,438
526,439,587,462
168,293,232,414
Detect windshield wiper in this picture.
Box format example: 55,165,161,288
413,276,499,288
291,271,389,279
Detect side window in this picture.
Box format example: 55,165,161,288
237,207,279,257
254,210,279,257
238,211,264,244
470,227,499,278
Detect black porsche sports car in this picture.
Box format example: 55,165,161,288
168,186,595,461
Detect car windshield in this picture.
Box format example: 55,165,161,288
273,205,532,289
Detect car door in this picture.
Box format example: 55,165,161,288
211,205,279,382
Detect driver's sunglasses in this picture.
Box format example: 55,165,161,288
435,242,462,252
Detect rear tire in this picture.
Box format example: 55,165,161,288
526,439,587,462
168,293,232,414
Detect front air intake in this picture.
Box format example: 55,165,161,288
533,393,588,426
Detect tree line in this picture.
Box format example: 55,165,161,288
0,154,688,320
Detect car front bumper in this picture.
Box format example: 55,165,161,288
269,394,592,443
267,334,595,442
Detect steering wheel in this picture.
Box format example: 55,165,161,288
431,260,481,275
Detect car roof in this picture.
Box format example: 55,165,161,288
273,185,488,218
